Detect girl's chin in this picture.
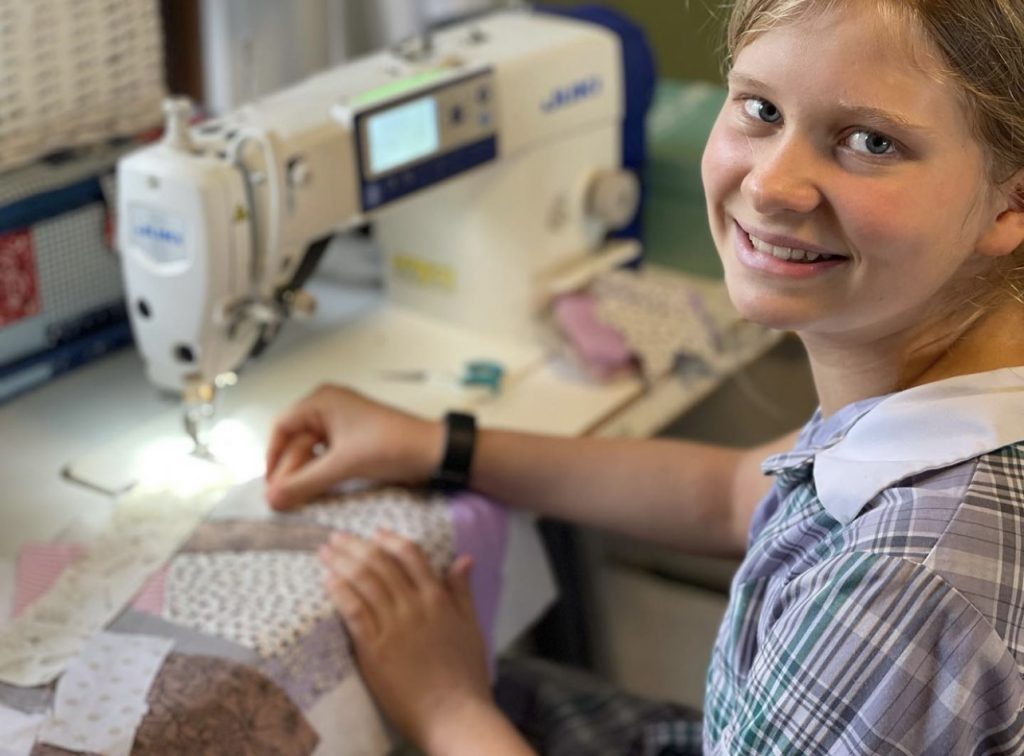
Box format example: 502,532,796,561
722,285,820,332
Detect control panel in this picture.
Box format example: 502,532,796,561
354,69,497,211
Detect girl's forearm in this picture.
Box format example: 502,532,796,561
469,429,748,558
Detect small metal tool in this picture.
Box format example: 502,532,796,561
379,359,505,393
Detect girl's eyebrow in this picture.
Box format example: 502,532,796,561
727,71,775,94
835,103,930,135
728,71,930,135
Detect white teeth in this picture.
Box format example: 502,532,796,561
748,233,826,263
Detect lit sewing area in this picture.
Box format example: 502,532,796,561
0,2,794,753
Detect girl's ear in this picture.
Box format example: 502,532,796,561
977,171,1024,259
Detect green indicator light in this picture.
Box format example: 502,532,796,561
352,69,451,108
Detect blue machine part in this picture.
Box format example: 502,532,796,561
0,303,133,403
539,5,658,246
0,176,105,235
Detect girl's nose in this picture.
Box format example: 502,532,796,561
741,137,823,216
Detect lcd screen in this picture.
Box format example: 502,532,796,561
366,96,440,175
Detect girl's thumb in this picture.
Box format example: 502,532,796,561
448,554,475,613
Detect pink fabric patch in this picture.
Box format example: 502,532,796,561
130,568,167,614
13,543,84,617
552,292,633,378
14,542,166,617
0,229,41,328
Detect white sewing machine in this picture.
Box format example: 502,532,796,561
118,7,644,445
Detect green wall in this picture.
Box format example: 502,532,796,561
552,1,728,83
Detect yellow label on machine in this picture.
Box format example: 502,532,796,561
391,254,456,291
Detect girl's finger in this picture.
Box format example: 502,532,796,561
319,539,397,611
325,573,378,640
447,554,476,618
268,451,347,511
268,432,319,482
374,530,437,593
264,391,327,478
331,531,417,597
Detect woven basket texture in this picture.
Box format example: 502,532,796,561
0,0,166,172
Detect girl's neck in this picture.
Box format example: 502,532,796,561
802,298,1024,417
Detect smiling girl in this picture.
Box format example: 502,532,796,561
266,1,1024,753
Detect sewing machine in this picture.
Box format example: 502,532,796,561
117,7,650,446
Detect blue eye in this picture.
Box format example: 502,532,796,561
743,97,782,124
848,130,895,156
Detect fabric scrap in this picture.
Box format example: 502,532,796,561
0,557,13,627
181,520,331,554
164,552,330,658
448,493,508,658
592,268,738,378
133,653,318,755
0,683,51,718
108,610,258,668
0,702,45,756
297,487,455,574
36,631,173,756
14,543,167,618
256,615,355,711
0,464,229,686
205,477,276,522
551,293,635,379
11,543,83,618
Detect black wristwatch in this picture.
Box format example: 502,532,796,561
431,411,477,491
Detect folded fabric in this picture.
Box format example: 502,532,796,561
552,267,743,381
592,268,727,378
552,293,635,379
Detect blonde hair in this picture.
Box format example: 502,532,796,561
724,0,1024,304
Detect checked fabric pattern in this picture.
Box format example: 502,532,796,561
695,403,1024,755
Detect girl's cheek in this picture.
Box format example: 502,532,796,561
702,124,755,201
836,188,913,251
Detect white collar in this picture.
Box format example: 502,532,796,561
813,367,1024,524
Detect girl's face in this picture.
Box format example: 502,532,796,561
702,3,1007,345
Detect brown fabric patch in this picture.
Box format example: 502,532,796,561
132,653,319,755
181,520,331,553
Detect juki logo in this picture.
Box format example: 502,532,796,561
134,224,184,246
540,76,602,113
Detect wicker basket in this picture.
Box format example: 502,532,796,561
0,0,166,173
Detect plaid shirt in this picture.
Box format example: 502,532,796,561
683,368,1024,755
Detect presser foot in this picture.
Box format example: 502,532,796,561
182,378,217,449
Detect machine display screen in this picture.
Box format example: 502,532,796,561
366,96,440,175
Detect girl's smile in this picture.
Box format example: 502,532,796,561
734,220,848,279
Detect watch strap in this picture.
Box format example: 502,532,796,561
431,411,477,491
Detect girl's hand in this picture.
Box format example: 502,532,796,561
319,529,514,752
265,385,443,510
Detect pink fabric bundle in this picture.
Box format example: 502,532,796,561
552,293,635,379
